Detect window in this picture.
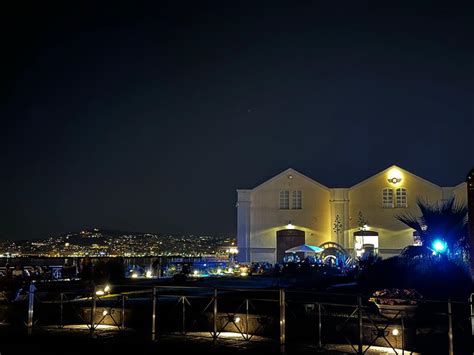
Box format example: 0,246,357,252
382,188,394,208
292,191,302,209
279,191,289,209
396,188,407,208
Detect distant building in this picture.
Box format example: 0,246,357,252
236,165,467,264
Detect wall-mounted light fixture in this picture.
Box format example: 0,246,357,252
387,177,402,184
387,168,403,185
286,221,294,229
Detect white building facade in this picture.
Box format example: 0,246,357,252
236,165,467,264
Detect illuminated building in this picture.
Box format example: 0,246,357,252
236,165,468,263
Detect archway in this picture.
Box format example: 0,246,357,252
318,242,355,267
276,229,305,262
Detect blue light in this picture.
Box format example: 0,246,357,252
432,240,447,253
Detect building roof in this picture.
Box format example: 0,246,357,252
241,165,464,192
251,168,330,192
349,165,442,190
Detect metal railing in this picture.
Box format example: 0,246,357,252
2,283,472,354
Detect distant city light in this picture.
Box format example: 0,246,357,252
104,284,111,293
0,229,236,258
96,290,105,296
146,270,153,278
131,273,138,278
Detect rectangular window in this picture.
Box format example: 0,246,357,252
382,188,394,208
279,191,289,209
292,190,302,209
396,188,407,208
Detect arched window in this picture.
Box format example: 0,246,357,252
382,188,394,208
396,188,408,208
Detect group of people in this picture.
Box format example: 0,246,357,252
2,265,49,281
282,254,323,265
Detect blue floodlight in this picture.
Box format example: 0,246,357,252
432,240,447,253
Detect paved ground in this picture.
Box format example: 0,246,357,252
0,326,419,355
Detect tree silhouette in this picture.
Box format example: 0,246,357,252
396,197,468,262
357,211,369,230
333,214,343,242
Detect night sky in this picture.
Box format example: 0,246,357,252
2,2,473,240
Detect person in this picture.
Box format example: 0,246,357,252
105,258,125,284
80,257,93,282
5,263,12,279
152,258,161,278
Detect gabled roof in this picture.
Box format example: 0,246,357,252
252,168,330,192
451,181,467,190
349,165,442,190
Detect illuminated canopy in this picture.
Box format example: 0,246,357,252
285,244,324,253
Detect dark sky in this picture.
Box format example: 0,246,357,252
2,2,473,240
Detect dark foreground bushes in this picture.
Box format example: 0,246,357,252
358,256,472,300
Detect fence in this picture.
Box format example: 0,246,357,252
1,283,473,354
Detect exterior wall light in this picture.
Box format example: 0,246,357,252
387,168,403,184
387,177,402,184
227,315,241,323
286,221,294,229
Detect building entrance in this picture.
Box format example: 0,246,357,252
276,229,305,262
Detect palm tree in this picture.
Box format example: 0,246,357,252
396,197,468,261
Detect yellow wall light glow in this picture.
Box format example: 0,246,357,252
387,168,403,184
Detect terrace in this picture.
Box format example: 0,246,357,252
0,278,472,355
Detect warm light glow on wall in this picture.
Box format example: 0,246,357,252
387,168,403,185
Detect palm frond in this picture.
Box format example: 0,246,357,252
400,196,468,254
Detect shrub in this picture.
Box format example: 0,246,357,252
369,288,423,305
358,256,472,300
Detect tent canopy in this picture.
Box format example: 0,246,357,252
285,244,324,254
